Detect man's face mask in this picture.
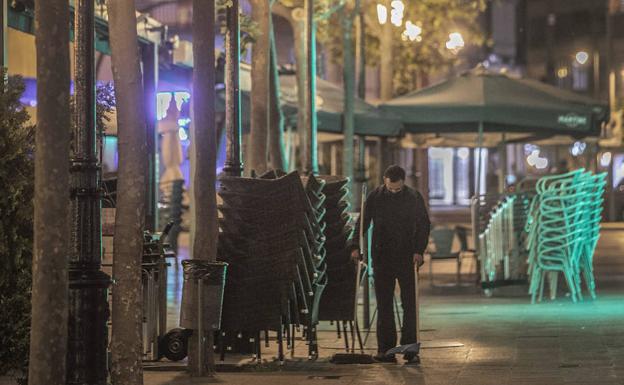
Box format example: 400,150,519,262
384,178,404,194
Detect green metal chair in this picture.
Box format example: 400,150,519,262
427,227,461,286
527,170,606,304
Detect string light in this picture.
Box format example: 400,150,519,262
376,4,388,25
390,0,404,27
575,51,589,65
402,21,422,42
446,32,464,52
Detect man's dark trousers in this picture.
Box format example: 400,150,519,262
374,258,416,354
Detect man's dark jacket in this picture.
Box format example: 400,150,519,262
355,185,431,267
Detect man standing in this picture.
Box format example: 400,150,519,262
353,165,430,364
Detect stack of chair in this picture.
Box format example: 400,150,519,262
479,196,517,286
526,169,606,303
216,171,327,360
316,176,359,350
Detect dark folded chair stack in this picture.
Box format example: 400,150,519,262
316,176,360,351
216,170,327,361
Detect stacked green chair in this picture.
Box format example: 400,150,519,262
479,195,517,287
526,169,606,303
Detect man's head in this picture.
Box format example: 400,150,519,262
383,165,406,193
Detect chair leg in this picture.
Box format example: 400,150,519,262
549,271,558,301
563,270,578,303
538,270,546,303
531,268,541,304
342,321,350,352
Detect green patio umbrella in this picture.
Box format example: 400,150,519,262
381,67,610,195
279,74,403,137
215,68,402,137
381,68,609,138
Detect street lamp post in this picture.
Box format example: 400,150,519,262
223,0,243,177
303,0,319,175
67,0,110,383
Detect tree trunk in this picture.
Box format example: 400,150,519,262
607,0,618,110
416,148,429,205
30,1,71,383
189,0,217,375
379,0,393,101
249,0,270,175
354,8,367,210
268,11,287,171
342,11,355,197
107,0,148,383
1,0,7,69
356,10,366,100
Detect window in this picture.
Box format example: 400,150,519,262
572,63,589,91
428,148,454,205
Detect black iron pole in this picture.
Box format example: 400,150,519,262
223,0,243,177
67,1,110,384
304,0,318,175
142,42,159,231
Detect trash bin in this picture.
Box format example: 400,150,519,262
180,260,228,331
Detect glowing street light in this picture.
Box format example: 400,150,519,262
445,32,464,52
378,1,404,26
527,149,549,170
600,152,612,167
575,51,589,65
377,4,388,25
457,147,470,160
402,21,422,42
390,0,404,27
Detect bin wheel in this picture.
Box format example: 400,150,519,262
159,328,189,361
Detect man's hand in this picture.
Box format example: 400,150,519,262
413,253,424,267
351,249,360,263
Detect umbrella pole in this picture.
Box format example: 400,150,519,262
476,122,484,196
498,133,507,194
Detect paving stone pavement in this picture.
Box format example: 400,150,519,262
3,229,622,385
142,228,624,385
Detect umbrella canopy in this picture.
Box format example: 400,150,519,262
381,68,609,138
279,74,403,137
214,65,402,137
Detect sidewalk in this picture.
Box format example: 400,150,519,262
144,229,624,385
3,231,622,385
146,285,624,385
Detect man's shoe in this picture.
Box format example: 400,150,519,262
373,353,397,363
403,353,420,365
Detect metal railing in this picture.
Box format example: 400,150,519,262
471,191,535,292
